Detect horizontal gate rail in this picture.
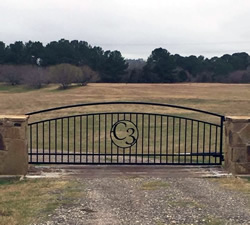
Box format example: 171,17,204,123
29,153,222,157
26,102,224,165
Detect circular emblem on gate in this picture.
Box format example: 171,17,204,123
110,120,139,148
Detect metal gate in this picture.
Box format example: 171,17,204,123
26,102,224,165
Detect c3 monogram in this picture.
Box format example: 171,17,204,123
110,120,139,148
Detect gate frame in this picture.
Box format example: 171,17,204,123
26,101,225,165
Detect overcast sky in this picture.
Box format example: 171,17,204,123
1,0,250,59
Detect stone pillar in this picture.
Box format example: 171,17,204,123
0,115,29,175
225,116,250,174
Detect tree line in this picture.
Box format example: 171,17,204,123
0,39,250,88
128,48,250,83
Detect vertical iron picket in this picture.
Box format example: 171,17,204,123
148,114,150,163
61,118,64,163
172,117,175,164
80,116,82,163
178,118,181,163
86,115,88,163
166,116,169,163
142,114,144,163
30,124,32,163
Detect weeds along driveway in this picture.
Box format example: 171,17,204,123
29,166,250,225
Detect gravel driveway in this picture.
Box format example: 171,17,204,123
33,166,250,225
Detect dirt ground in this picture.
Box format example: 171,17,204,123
29,166,250,225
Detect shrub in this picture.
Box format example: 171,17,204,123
0,65,24,85
49,64,81,89
76,65,100,86
22,66,48,88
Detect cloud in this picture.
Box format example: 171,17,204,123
1,0,250,59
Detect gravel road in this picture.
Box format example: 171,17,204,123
34,167,250,225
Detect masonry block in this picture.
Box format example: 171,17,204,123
0,115,29,175
225,116,250,174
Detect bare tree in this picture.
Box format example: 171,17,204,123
76,65,100,86
226,70,250,83
0,65,24,85
0,65,4,82
22,65,48,88
49,64,82,89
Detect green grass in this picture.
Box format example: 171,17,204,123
241,177,250,182
203,217,226,225
155,221,166,225
211,177,250,195
0,178,85,225
0,178,19,186
0,84,37,93
168,199,202,208
140,180,169,190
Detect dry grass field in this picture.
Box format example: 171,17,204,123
0,83,249,117
1,83,248,165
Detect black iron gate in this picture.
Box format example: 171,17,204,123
26,102,224,165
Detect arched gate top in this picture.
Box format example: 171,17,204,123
26,101,224,119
